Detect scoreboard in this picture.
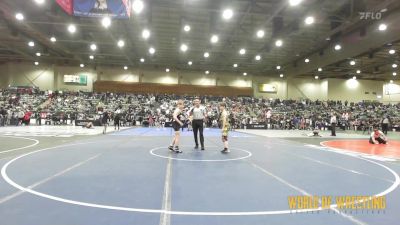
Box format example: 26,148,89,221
64,75,87,85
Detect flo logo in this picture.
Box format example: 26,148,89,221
359,12,382,20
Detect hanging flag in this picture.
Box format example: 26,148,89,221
56,0,73,15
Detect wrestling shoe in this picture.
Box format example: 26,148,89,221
174,147,183,153
221,148,230,153
168,146,174,152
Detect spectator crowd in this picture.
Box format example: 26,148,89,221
1,89,399,133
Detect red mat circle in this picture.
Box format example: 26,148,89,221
322,140,400,159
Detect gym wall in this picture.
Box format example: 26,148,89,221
0,63,11,86
253,77,387,102
383,83,400,103
287,78,329,101
327,78,384,102
4,62,54,90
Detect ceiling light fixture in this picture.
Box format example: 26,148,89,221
334,44,342,51
15,13,24,21
34,0,45,5
204,52,210,58
210,35,219,43
149,47,155,54
289,0,303,6
255,55,261,61
50,36,56,42
180,44,188,52
378,23,387,31
184,25,191,32
101,17,111,28
68,24,76,33
275,39,283,47
142,29,150,39
256,30,265,38
132,0,144,14
90,43,97,51
304,16,315,25
222,9,233,20
117,40,125,48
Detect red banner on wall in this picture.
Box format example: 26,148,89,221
56,0,73,15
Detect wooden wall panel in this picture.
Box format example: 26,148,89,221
93,81,253,97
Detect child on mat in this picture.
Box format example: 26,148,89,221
307,128,322,137
219,102,230,153
369,128,388,144
168,100,185,153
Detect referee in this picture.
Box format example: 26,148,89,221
189,98,207,150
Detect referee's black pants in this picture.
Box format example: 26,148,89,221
192,119,204,147
331,123,336,136
382,123,389,135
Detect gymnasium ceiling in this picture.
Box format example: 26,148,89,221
0,0,399,81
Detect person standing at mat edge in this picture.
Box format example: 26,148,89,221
168,100,185,153
219,102,230,153
189,98,207,150
102,110,110,134
330,112,337,136
114,107,121,131
381,116,390,135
